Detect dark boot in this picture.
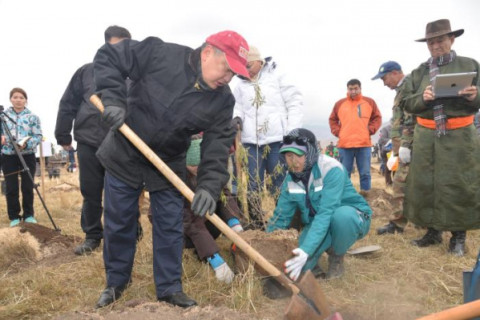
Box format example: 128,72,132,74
158,291,197,308
74,239,101,255
376,221,404,235
449,231,466,256
326,250,345,279
96,284,128,308
411,228,442,247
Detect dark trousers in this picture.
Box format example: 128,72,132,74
77,143,105,240
380,149,393,186
3,153,36,220
183,187,241,260
103,172,183,298
244,142,286,195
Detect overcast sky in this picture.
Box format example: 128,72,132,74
0,0,479,144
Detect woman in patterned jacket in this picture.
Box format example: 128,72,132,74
1,88,42,227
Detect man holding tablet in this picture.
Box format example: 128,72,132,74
401,19,480,256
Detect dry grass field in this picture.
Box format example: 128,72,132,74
0,160,479,320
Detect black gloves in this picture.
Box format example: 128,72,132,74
103,106,126,130
231,117,243,131
191,189,216,217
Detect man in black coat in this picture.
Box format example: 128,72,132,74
93,30,250,308
55,26,138,255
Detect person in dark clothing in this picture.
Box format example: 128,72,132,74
54,26,136,256
92,30,250,309
182,135,244,284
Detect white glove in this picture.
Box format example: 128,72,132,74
214,262,235,284
399,147,411,164
284,248,308,281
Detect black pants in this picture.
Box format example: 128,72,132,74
77,143,105,240
3,153,36,221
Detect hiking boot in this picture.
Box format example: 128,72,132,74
74,239,101,255
449,231,466,257
377,222,404,235
326,251,345,279
411,228,442,247
9,219,20,227
24,216,37,224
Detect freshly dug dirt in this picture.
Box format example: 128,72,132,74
0,223,80,272
232,229,298,275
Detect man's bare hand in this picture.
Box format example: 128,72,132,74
459,85,478,101
423,85,435,101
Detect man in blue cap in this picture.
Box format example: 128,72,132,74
372,61,415,235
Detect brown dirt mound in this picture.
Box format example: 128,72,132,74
17,223,80,267
232,229,298,275
20,223,77,247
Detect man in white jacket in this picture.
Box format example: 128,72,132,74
232,46,303,229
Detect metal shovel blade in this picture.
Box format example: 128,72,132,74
284,270,331,320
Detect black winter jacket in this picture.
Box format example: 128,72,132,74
55,63,110,148
93,37,236,199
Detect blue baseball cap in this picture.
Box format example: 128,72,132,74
371,61,402,80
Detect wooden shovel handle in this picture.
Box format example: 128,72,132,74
89,95,299,293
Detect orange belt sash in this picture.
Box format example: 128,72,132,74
417,115,474,130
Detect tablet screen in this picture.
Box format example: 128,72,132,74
433,72,477,98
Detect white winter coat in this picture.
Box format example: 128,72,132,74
232,61,303,145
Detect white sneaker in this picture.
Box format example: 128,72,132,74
214,262,234,284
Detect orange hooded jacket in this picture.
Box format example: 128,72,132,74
328,94,382,148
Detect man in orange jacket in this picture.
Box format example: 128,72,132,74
329,79,382,195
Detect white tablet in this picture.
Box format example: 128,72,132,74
433,72,477,98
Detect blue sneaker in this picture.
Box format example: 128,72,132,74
10,219,20,227
24,216,37,224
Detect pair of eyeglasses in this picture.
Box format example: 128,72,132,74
283,136,310,146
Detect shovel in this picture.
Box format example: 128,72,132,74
90,95,331,320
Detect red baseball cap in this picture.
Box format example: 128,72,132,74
206,30,250,78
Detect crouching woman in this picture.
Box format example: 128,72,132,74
266,128,372,280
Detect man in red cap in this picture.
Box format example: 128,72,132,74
92,30,249,308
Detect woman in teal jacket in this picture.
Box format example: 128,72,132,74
267,128,371,280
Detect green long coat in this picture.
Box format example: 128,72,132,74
401,55,480,231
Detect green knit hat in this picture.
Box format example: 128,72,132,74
186,139,202,166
